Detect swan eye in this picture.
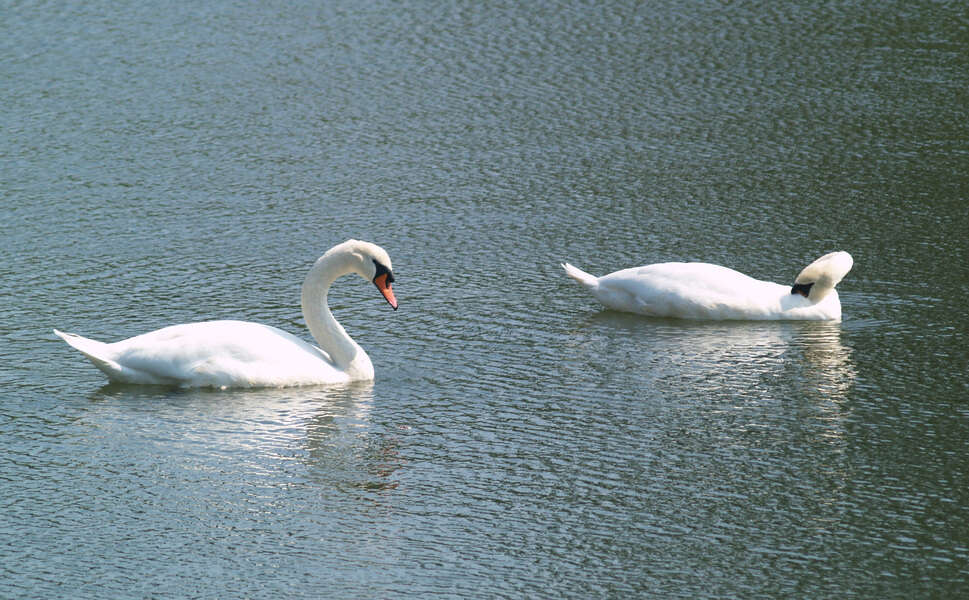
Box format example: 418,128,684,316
791,282,813,297
373,259,394,284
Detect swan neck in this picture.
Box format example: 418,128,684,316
808,279,836,303
300,253,371,377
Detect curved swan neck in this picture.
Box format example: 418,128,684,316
807,280,836,303
300,251,372,378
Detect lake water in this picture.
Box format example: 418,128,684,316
3,0,968,597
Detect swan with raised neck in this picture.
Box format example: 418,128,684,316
54,239,398,388
301,239,397,380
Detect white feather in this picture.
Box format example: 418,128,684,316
562,252,853,321
55,240,397,388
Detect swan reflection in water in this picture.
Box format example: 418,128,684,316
566,313,859,510
301,384,405,493
88,381,402,492
570,312,856,414
567,313,859,540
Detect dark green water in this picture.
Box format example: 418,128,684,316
2,1,968,597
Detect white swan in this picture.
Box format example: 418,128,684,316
562,251,853,321
54,240,398,388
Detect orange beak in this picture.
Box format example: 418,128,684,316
374,273,398,310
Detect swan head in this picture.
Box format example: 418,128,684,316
324,240,398,310
791,251,853,303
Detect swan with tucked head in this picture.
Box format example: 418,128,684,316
54,240,398,388
562,251,853,321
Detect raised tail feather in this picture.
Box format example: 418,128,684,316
53,329,124,377
561,263,599,289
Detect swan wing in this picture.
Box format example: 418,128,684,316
57,321,348,387
598,263,789,319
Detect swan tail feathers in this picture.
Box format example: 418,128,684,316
562,263,599,289
53,329,126,379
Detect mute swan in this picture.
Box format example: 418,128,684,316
562,251,852,321
54,240,398,388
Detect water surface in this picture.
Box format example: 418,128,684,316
2,0,968,597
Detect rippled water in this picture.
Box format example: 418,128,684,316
3,1,968,597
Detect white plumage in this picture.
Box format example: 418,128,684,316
55,240,398,388
562,251,853,321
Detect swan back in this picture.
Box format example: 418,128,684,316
600,262,792,320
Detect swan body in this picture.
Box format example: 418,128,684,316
55,240,398,388
562,251,852,321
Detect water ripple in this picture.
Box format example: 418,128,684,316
4,0,969,597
